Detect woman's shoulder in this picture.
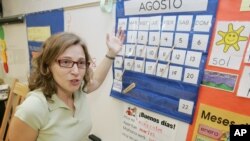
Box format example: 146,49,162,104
26,89,47,104
19,89,49,112
15,89,49,130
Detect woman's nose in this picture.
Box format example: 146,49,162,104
71,63,79,74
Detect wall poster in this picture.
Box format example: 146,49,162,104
121,104,182,141
192,104,250,141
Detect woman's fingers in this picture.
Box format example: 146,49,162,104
119,30,126,43
116,27,122,37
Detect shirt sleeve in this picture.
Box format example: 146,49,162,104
14,92,48,131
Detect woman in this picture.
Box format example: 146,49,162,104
9,30,125,141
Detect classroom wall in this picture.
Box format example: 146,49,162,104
0,24,29,84
2,0,98,17
2,0,249,141
1,1,124,140
64,6,125,140
1,1,189,141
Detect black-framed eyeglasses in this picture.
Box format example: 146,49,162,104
56,59,89,69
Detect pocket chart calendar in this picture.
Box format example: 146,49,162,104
110,0,218,123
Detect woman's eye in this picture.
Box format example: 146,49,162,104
78,61,85,65
62,60,71,64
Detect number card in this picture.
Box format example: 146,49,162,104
156,63,169,78
160,32,174,47
114,57,123,68
183,68,200,84
174,33,189,49
111,0,218,124
178,99,194,115
168,66,183,81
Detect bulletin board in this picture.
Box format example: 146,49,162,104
186,0,250,140
110,0,218,124
26,9,64,65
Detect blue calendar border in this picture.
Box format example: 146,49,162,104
110,0,218,124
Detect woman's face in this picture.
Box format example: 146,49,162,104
50,44,87,95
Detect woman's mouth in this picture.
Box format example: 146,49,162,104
70,79,80,86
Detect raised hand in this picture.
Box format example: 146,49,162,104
106,27,126,57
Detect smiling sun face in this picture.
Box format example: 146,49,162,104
225,32,238,45
216,23,248,53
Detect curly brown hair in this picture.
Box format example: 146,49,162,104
28,32,91,101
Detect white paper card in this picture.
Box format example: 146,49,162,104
112,79,123,92
185,51,202,68
156,63,169,78
118,18,128,30
176,15,193,31
193,15,213,32
168,66,183,81
244,43,250,63
114,56,124,68
139,17,150,30
146,46,158,60
124,58,134,70
127,31,138,43
118,45,126,56
134,60,144,73
162,16,176,31
137,31,148,44
237,66,250,98
178,99,194,115
136,45,146,58
158,47,172,61
128,17,139,30
124,0,208,16
148,32,160,46
114,69,123,80
160,32,174,47
125,44,136,57
171,49,187,65
149,16,162,30
208,22,250,70
183,68,200,84
174,33,189,49
191,34,209,51
145,61,156,75
121,103,181,141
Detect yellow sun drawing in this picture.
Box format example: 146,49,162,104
216,23,248,53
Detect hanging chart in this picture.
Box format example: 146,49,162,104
110,0,218,123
